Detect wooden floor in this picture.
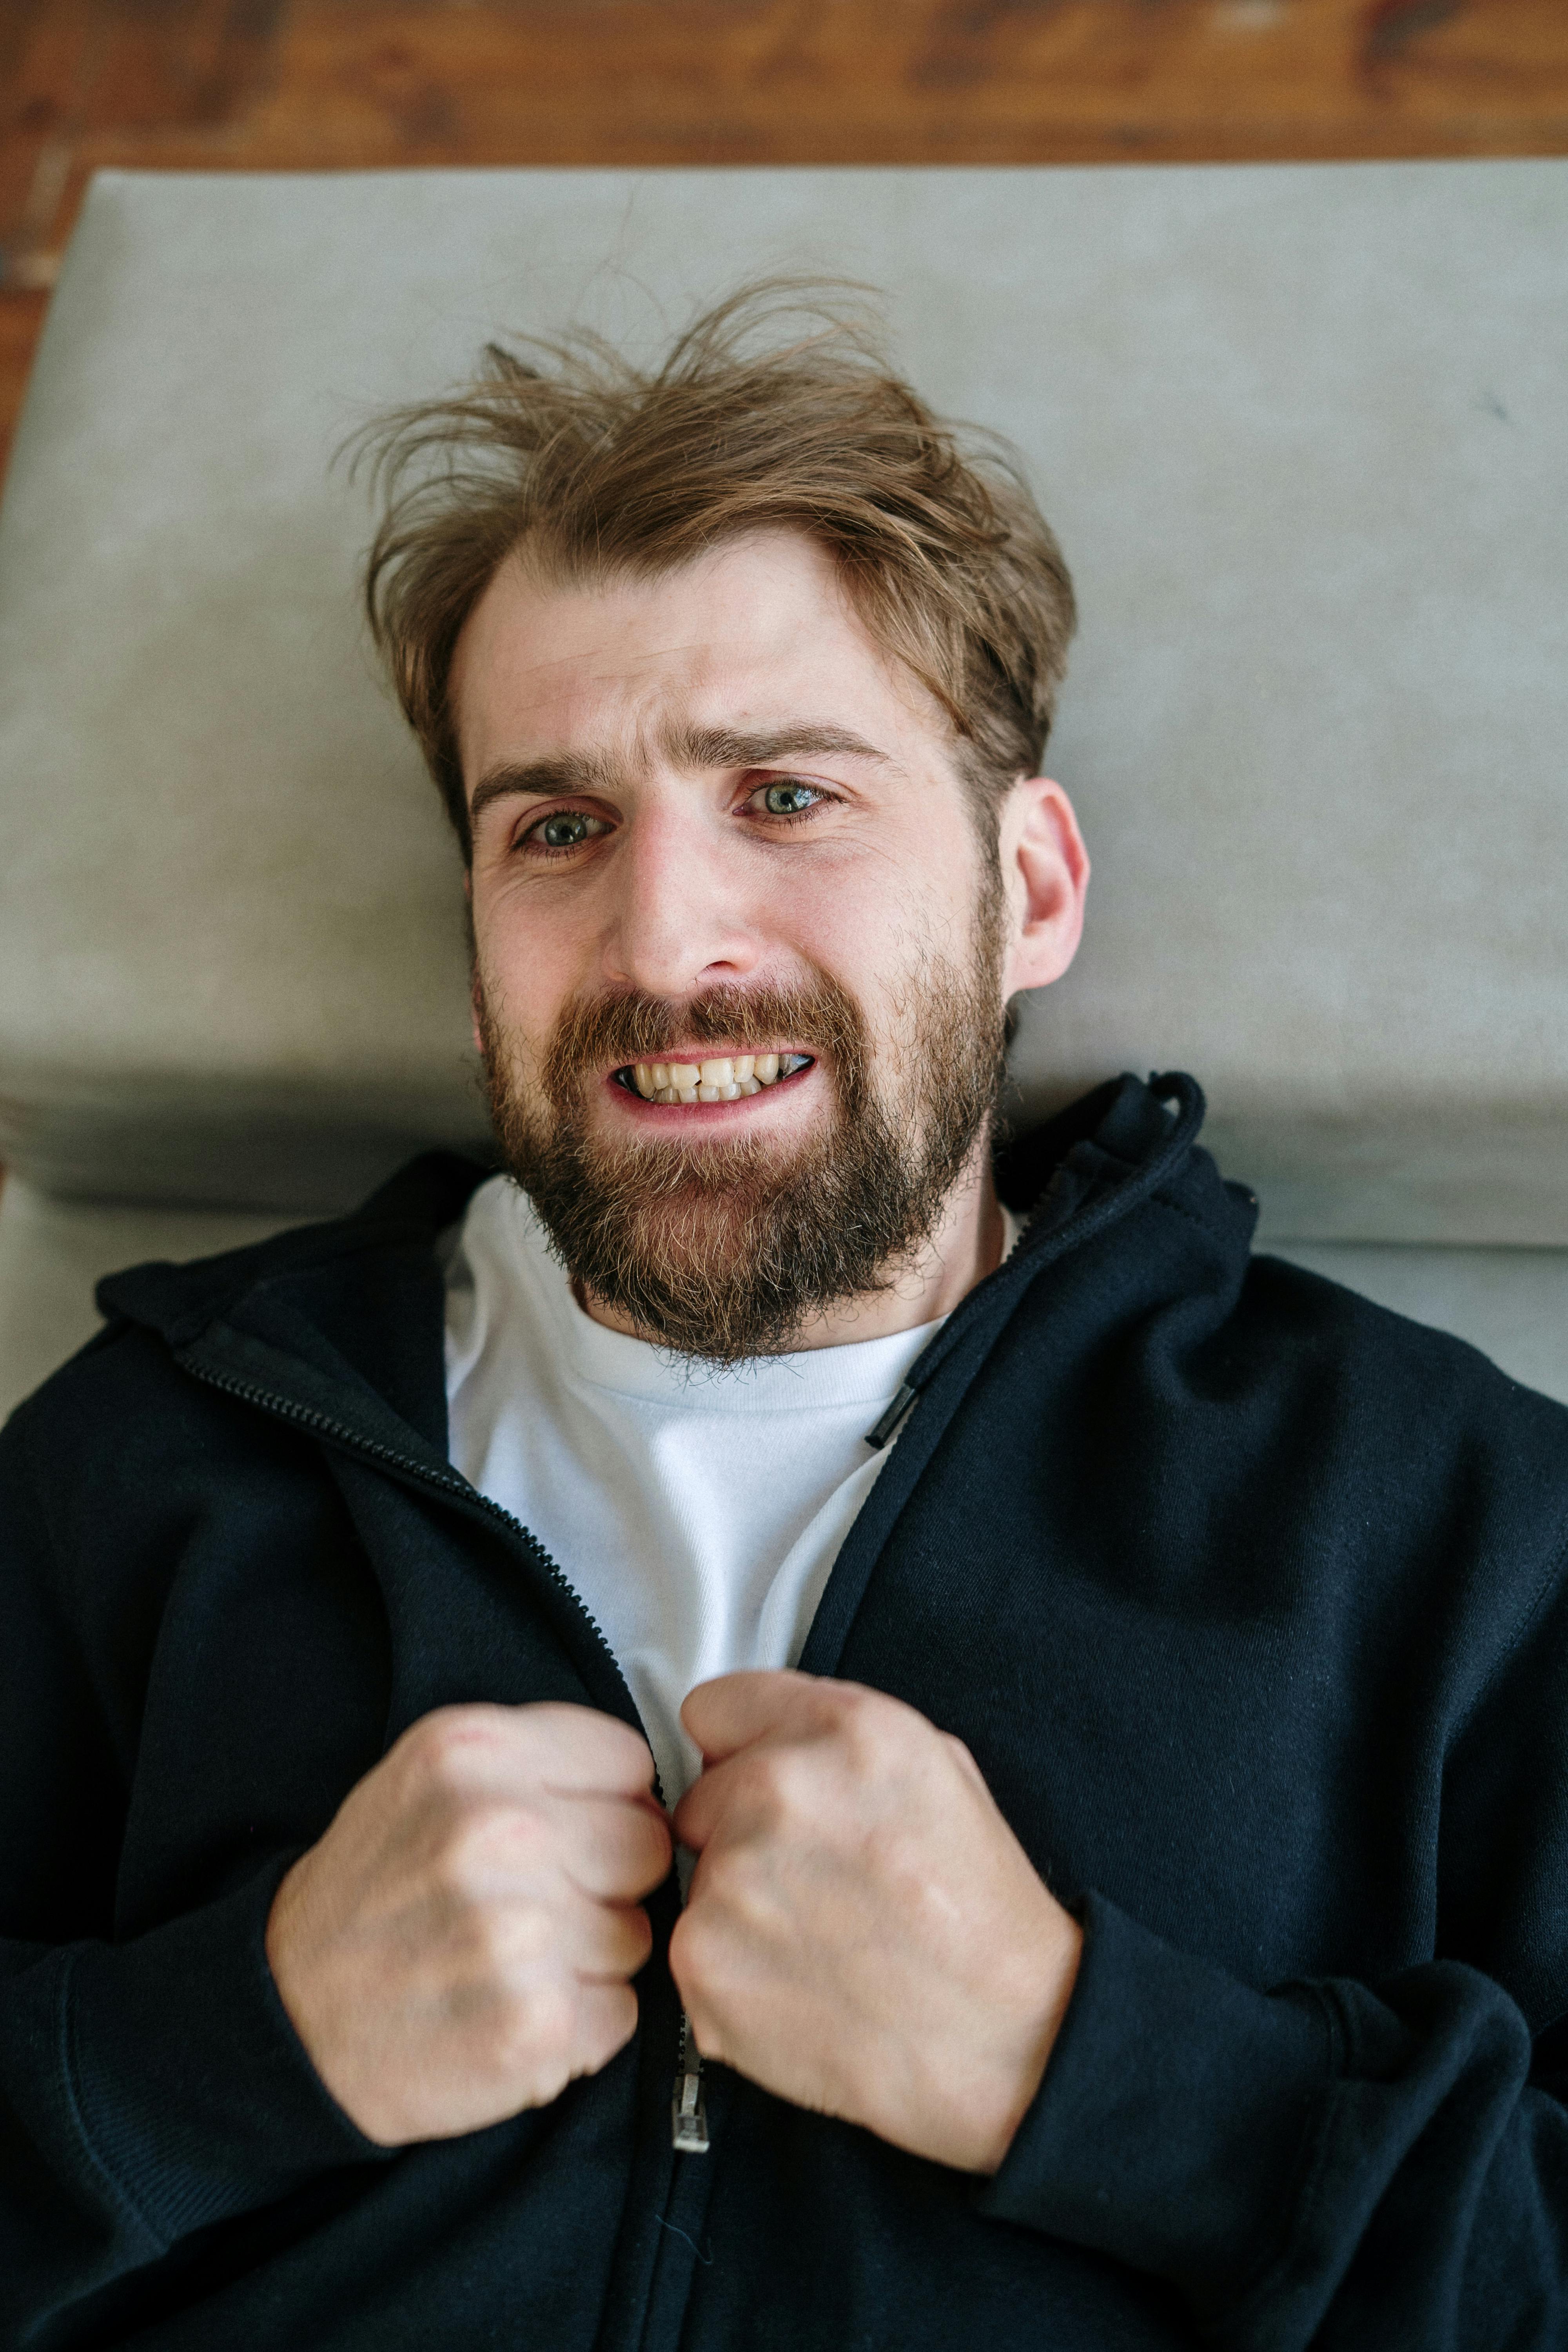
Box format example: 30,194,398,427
1,0,1566,473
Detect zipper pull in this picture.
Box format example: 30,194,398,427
671,2010,710,2154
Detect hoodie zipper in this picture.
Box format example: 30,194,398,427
671,2011,709,2153
171,1078,1205,2178
179,1356,710,2155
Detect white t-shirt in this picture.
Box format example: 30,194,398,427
443,1176,1019,1803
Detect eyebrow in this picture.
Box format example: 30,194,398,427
466,722,904,828
666,723,903,776
468,748,620,828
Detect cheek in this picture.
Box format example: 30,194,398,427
760,852,917,977
473,904,575,1064
790,826,980,985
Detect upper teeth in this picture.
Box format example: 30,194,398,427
630,1052,807,1104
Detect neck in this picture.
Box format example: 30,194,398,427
577,1136,1007,1354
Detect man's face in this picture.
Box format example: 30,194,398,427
452,529,1077,1359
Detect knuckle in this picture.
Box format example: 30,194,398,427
461,1900,518,1980
615,1902,655,1971
525,1703,651,1778
512,1701,588,1759
444,1881,533,1975
630,1825,673,1898
430,1816,492,1906
497,1798,556,1865
497,1975,577,2075
433,1801,546,1906
403,1707,487,1790
597,1713,652,1769
669,1895,735,2000
667,1907,704,1994
640,1802,675,1860
751,1747,810,1828
837,1688,896,1772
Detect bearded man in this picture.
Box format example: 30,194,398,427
5,288,1568,2352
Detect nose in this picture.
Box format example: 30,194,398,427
599,793,763,999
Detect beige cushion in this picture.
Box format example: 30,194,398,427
0,1178,292,1419
0,162,1565,1236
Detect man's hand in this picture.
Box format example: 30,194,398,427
265,1703,671,2145
670,1671,1081,2176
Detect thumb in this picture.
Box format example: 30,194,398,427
679,1668,828,1764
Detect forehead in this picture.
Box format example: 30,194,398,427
449,528,947,777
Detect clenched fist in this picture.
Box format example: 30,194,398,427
670,1671,1081,2176
265,1702,671,2145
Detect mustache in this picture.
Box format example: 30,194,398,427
539,977,866,1100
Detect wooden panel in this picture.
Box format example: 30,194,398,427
1,0,1566,474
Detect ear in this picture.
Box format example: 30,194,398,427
997,777,1089,999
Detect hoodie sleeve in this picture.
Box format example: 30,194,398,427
978,1537,1568,2352
980,1893,1568,2350
0,1397,387,2337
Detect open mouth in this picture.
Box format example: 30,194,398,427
612,1052,814,1105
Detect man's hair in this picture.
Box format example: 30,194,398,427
357,281,1076,858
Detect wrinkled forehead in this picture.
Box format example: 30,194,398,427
449,528,951,786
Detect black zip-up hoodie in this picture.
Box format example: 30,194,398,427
4,1073,1568,2352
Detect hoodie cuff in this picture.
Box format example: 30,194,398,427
58,1859,390,2250
976,1891,1329,2316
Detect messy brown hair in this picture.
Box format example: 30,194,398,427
357,281,1076,860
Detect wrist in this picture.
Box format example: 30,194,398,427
967,1910,1084,2176
263,1853,310,2020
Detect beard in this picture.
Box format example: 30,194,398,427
476,904,1009,1367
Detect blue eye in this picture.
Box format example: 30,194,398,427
762,782,820,816
537,811,594,849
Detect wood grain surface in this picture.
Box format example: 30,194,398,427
1,0,1565,472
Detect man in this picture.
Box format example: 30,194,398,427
3,286,1568,2352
